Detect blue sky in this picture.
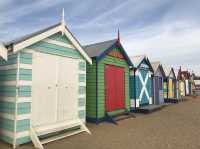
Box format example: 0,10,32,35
0,0,199,75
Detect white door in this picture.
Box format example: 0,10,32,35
32,52,58,126
32,52,79,128
57,57,79,122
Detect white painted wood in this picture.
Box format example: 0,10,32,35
64,28,92,64
12,23,92,64
43,38,75,49
17,114,31,120
16,131,30,138
13,53,20,148
138,71,150,101
0,43,8,60
32,52,57,126
0,80,32,86
34,120,90,145
41,129,84,145
80,120,91,134
34,119,81,136
19,63,32,69
0,128,29,138
0,112,15,120
57,57,79,122
0,64,17,70
30,127,44,149
30,51,90,148
31,51,86,136
13,26,61,52
0,81,17,86
186,80,189,95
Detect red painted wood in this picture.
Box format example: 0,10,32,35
105,65,125,112
108,50,124,59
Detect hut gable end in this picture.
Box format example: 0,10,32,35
26,33,83,59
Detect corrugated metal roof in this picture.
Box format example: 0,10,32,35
83,39,117,57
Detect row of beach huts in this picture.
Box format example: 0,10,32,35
0,16,196,149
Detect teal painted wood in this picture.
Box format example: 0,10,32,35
0,32,88,146
129,76,134,99
0,118,14,131
147,78,152,97
0,85,32,97
0,53,17,66
16,119,30,132
79,74,86,82
19,68,32,81
19,52,32,64
0,135,13,144
48,33,72,44
16,136,31,145
78,98,85,107
0,85,16,97
0,85,31,97
18,86,31,97
79,61,86,71
0,101,15,114
17,102,31,115
135,76,142,99
78,110,85,119
0,69,17,81
79,86,85,95
28,41,82,59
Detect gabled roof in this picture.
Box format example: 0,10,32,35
3,22,92,64
151,61,160,72
84,39,117,57
163,66,176,79
130,55,145,67
0,43,7,60
151,61,166,78
83,39,133,66
130,55,154,72
177,69,190,80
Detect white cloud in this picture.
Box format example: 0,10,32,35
0,0,199,75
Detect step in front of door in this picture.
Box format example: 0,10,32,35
34,119,82,136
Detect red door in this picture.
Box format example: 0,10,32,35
105,65,125,112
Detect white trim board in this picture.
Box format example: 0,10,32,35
0,43,8,60
0,97,31,103
12,23,92,64
43,38,75,49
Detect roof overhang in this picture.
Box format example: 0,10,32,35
137,57,154,73
96,41,133,67
11,23,92,64
169,68,176,79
